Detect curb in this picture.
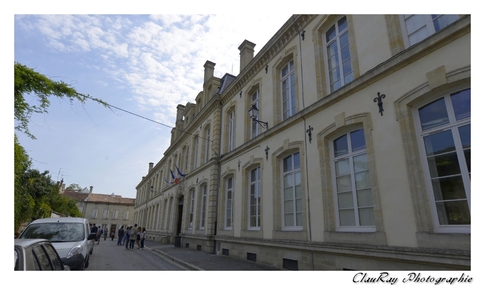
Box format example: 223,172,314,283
145,246,203,271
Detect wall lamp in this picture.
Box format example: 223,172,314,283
249,104,268,129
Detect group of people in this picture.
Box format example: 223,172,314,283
89,224,108,245
116,224,146,250
90,224,145,249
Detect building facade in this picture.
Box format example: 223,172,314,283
135,14,471,270
62,187,135,237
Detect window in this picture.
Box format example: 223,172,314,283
189,189,195,229
168,197,173,229
193,137,199,169
225,177,234,228
283,153,302,228
32,245,53,270
205,127,211,163
249,167,261,229
228,110,235,151
91,209,98,219
402,15,459,47
114,210,119,219
325,16,353,93
184,145,189,172
103,209,108,219
416,89,470,230
332,129,375,229
251,89,260,138
43,244,64,270
281,60,296,120
200,185,207,229
123,210,129,220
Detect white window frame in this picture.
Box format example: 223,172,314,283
281,60,296,120
114,210,119,220
414,88,470,233
330,128,375,232
225,177,234,229
200,185,207,229
248,167,261,229
282,153,303,230
400,14,460,47
228,110,235,151
251,89,260,138
324,16,353,93
123,210,129,220
103,209,109,219
91,209,98,219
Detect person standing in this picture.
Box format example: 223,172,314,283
117,226,124,245
110,230,115,241
125,226,131,250
136,227,142,249
129,224,137,249
90,224,99,244
103,228,108,241
140,228,146,249
97,226,103,245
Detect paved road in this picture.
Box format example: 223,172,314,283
86,238,185,270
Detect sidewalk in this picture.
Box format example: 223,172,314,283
143,240,280,270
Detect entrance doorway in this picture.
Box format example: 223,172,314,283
176,195,184,235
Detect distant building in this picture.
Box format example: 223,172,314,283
63,186,135,237
136,14,470,270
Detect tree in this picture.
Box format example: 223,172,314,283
14,135,34,231
14,62,105,232
65,183,83,191
14,62,107,139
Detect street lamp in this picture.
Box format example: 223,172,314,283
248,104,268,129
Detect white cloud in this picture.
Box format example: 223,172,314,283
16,14,292,129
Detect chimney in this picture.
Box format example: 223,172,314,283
148,162,154,173
204,60,216,83
238,40,256,72
176,104,185,122
86,186,93,202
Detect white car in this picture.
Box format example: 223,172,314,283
18,217,96,270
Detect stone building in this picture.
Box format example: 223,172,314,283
135,14,470,270
62,186,135,237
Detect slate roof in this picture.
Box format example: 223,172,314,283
63,190,135,205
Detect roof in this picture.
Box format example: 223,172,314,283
63,190,135,206
87,193,135,205
62,190,88,201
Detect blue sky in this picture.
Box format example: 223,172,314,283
13,13,293,198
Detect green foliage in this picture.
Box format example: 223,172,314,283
14,62,108,139
65,183,83,191
14,62,106,231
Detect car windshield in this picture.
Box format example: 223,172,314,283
20,223,84,242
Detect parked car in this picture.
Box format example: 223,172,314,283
18,217,96,270
15,238,70,270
